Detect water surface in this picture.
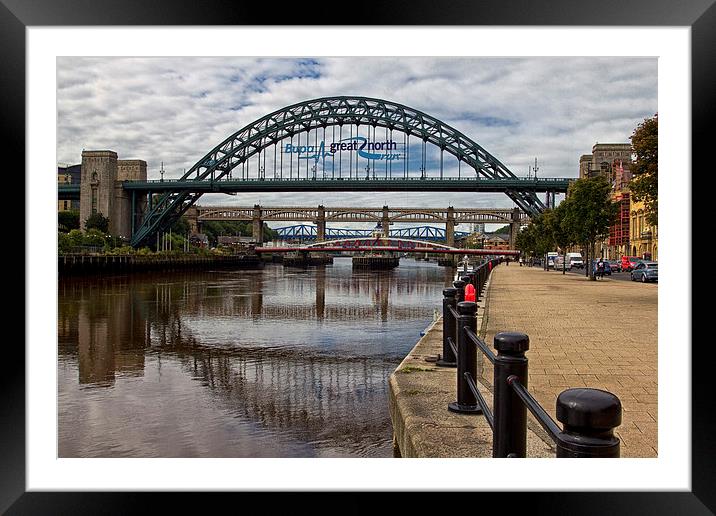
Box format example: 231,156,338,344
58,257,452,457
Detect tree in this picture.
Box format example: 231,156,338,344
58,210,80,232
171,216,190,236
561,177,619,280
85,212,110,233
629,114,658,227
545,201,575,274
515,225,536,257
516,211,555,268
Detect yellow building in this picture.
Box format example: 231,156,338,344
630,198,657,261
58,173,73,211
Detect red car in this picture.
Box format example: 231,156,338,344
621,256,641,272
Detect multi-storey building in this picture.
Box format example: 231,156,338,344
57,163,81,211
579,143,634,259
630,198,658,260
591,143,633,182
471,222,485,234
607,191,631,260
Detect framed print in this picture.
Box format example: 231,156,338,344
5,0,712,512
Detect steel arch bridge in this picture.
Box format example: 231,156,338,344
131,96,566,247
274,224,469,242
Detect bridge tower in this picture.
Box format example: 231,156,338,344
316,205,326,241
446,207,456,248
80,150,117,234
252,204,263,244
382,206,390,238
80,150,146,240
509,207,520,249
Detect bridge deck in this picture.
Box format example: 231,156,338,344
119,177,572,193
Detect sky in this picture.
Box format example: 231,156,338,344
57,57,657,230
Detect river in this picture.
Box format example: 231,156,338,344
58,257,453,457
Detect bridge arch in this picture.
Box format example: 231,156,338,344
132,96,545,246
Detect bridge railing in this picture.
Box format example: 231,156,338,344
127,176,572,184
439,263,623,458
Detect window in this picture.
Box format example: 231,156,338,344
91,187,97,214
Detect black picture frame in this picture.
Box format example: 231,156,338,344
4,0,709,512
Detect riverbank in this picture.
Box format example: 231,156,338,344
59,253,262,275
389,264,658,458
388,269,554,457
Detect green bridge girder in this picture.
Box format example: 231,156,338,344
64,96,571,247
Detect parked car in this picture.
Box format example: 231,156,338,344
608,259,622,273
567,252,584,269
621,255,641,272
592,259,612,276
631,261,658,282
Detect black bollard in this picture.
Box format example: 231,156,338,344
437,288,457,367
448,301,481,414
555,388,622,458
493,332,529,458
453,279,466,304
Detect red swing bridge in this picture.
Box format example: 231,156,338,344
255,237,520,256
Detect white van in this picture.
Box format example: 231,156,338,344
554,255,571,270
566,252,584,269
547,252,559,269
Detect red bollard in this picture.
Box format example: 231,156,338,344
464,283,476,302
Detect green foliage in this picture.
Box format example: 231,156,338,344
84,229,108,247
85,212,110,233
58,210,80,232
515,212,555,259
105,246,135,255
66,229,85,247
170,216,190,235
201,221,248,244
629,114,658,227
546,201,574,252
58,232,73,253
562,176,619,246
562,176,619,280
516,177,615,279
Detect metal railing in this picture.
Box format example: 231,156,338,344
440,264,623,458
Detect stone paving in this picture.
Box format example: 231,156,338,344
480,264,658,457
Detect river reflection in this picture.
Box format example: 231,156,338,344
58,257,454,457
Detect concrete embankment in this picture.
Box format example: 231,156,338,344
59,253,262,275
388,270,554,458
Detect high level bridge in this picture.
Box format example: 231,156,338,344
188,205,529,247
57,96,573,247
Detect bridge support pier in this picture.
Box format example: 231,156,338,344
446,207,455,248
252,204,263,244
316,205,326,241
185,206,199,234
382,206,390,238
509,207,520,249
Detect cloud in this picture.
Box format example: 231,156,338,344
57,56,657,229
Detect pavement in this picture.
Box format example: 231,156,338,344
481,264,658,457
388,277,555,458
388,262,657,458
